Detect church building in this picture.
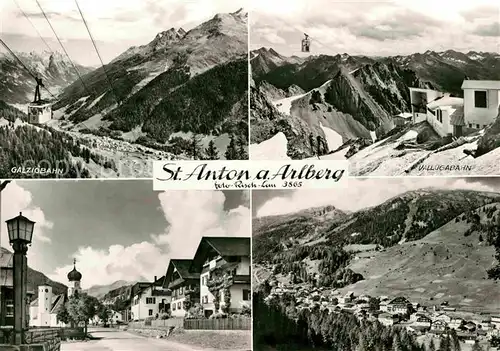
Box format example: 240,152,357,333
29,260,83,327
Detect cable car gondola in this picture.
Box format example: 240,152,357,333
27,76,53,124
301,33,311,53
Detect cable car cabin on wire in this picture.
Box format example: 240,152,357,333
27,77,53,124
301,33,311,53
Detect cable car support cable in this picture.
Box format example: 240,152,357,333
34,0,92,97
74,0,121,105
13,0,53,53
0,38,56,99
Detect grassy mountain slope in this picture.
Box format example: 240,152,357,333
253,189,500,311
53,10,248,143
345,203,500,312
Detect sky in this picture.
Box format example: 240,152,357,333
0,0,246,66
250,0,500,56
253,177,500,217
0,180,250,289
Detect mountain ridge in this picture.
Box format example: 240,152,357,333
251,47,500,161
52,8,248,145
253,189,500,312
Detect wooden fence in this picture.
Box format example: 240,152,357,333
128,318,183,329
183,318,251,330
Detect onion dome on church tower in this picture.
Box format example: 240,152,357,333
67,259,82,282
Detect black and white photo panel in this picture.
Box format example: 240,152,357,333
0,0,249,179
252,177,500,350
0,180,251,349
249,0,500,177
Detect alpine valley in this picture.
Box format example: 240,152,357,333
253,187,500,350
250,48,500,176
0,9,248,178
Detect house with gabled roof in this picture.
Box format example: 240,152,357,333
190,237,251,318
130,276,170,321
163,259,200,317
386,296,412,315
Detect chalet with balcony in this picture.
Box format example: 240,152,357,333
130,276,170,321
163,259,200,317
190,237,251,318
431,320,448,333
386,296,412,315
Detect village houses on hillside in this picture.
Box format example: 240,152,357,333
408,79,500,137
128,236,251,321
265,281,500,347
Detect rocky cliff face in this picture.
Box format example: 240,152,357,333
0,51,92,103
250,81,314,158
54,9,248,142
476,104,500,157
251,48,496,159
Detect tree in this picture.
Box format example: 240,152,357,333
450,329,461,351
97,304,112,326
190,134,202,159
224,135,239,160
237,136,248,159
309,133,315,155
368,297,380,312
67,293,100,336
429,338,436,351
205,140,219,160
471,343,483,351
56,303,71,325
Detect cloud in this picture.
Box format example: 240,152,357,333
152,190,250,258
2,0,245,42
48,242,167,289
472,22,500,37
251,0,500,55
47,190,250,289
1,181,53,245
255,177,498,217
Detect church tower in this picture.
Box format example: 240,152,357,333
67,259,82,297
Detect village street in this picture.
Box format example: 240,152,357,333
60,328,209,351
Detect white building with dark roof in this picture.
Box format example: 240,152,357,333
409,79,500,138
29,285,67,327
461,80,500,129
29,260,82,328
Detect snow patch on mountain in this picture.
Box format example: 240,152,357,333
320,122,343,151
250,132,290,160
87,93,105,110
273,93,307,115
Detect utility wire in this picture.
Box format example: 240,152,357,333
34,0,92,97
74,0,121,105
12,0,53,53
0,37,56,99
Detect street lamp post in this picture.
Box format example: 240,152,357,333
6,212,35,345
